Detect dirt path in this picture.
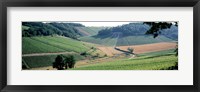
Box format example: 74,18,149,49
22,52,75,57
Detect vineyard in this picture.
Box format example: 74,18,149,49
22,22,178,70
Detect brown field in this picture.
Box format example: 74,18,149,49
97,42,177,56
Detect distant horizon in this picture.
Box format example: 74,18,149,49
42,21,177,27
42,22,137,27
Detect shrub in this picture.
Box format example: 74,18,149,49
53,55,65,70
64,55,76,69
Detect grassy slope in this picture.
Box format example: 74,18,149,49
22,37,65,54
23,53,84,68
76,27,105,36
72,55,177,70
22,36,106,68
72,49,177,70
79,35,173,46
22,36,92,54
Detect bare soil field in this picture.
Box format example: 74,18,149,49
97,42,177,56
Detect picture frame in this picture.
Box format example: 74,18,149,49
0,0,199,92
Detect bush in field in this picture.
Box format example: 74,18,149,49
64,55,76,69
80,51,87,56
53,55,65,70
127,47,134,53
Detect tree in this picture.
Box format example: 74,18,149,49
144,22,178,56
144,22,177,38
64,55,76,69
53,55,65,70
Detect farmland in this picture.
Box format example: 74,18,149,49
72,50,177,70
22,22,178,70
72,55,177,70
22,36,95,54
97,42,176,56
79,35,174,46
22,36,178,70
22,36,106,69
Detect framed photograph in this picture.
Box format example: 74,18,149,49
0,0,199,92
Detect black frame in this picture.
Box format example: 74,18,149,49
0,0,200,92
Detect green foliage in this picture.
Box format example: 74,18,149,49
64,55,76,69
53,55,65,70
144,22,178,38
22,22,84,39
72,55,178,70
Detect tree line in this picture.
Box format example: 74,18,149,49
22,22,84,39
96,22,178,40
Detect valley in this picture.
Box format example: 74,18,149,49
22,22,178,70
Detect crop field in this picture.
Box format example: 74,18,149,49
97,42,176,56
22,36,93,54
72,55,177,70
22,37,65,54
80,35,173,46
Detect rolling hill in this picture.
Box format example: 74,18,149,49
22,36,106,69
96,23,178,40
79,35,174,46
22,36,93,54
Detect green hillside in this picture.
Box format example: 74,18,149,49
79,35,174,46
22,36,107,68
72,49,177,70
22,36,93,54
76,27,106,36
73,55,177,70
22,22,84,39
